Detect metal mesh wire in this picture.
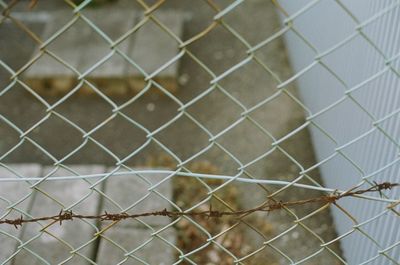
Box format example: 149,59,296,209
0,0,399,264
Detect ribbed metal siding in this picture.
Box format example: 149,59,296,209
278,1,400,264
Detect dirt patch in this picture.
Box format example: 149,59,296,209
143,155,278,264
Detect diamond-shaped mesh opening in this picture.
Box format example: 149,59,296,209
2,139,55,165
90,115,148,159
119,141,176,167
50,87,114,128
185,87,243,135
118,88,181,132
0,118,21,157
183,24,249,75
216,60,282,108
288,62,347,113
349,70,400,118
0,17,45,69
217,119,274,165
321,34,387,87
338,128,398,174
0,83,47,129
97,225,176,265
23,114,84,160
289,0,357,52
360,5,400,59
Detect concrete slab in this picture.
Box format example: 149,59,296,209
96,226,175,265
23,10,184,97
97,168,176,264
12,165,105,265
0,164,41,265
77,10,136,77
24,12,81,76
127,12,184,93
77,10,136,96
101,168,173,227
23,11,84,96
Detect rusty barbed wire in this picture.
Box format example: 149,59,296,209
1,181,398,229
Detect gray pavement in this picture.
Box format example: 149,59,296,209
0,1,343,264
0,164,174,264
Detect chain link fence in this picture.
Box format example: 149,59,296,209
0,0,399,264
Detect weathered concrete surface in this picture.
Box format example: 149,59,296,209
13,165,104,265
101,168,172,226
129,12,183,75
0,164,41,264
23,10,135,96
97,169,175,264
0,1,342,264
23,9,184,96
0,164,175,264
127,11,184,93
96,226,175,265
76,10,136,77
23,12,82,77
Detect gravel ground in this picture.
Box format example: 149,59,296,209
0,0,342,264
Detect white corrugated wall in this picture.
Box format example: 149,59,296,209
277,0,400,264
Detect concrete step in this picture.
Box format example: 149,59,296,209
100,167,172,227
0,164,175,265
12,165,104,265
23,10,185,97
96,168,175,264
0,164,41,264
96,226,175,265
